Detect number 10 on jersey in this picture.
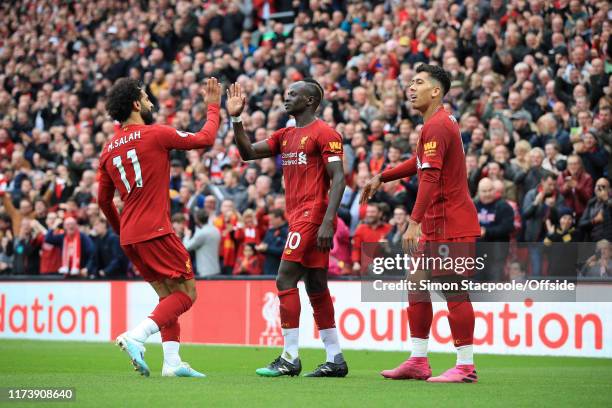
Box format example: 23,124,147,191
112,148,143,193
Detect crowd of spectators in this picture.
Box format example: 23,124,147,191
0,0,610,280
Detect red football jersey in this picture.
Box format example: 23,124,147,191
267,119,343,225
416,107,480,240
97,105,220,245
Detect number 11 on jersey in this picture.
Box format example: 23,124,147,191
112,148,143,193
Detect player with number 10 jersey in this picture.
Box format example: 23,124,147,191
229,80,348,378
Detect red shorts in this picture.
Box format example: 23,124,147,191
417,236,477,278
281,221,329,269
122,233,194,282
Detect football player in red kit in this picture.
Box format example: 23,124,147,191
362,64,481,383
98,77,221,377
228,81,348,377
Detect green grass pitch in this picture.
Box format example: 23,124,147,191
0,340,611,407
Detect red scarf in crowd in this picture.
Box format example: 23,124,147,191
61,231,81,274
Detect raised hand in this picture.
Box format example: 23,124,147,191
226,82,247,117
202,77,221,106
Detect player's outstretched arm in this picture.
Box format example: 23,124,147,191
360,157,418,204
317,160,346,251
158,78,221,150
227,83,274,160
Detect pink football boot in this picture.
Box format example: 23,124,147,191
427,365,478,383
380,357,432,380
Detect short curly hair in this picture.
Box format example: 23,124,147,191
416,64,451,97
105,78,142,123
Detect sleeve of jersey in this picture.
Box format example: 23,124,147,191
265,128,284,155
380,157,417,182
410,168,441,223
96,167,121,234
419,124,447,170
157,104,220,150
318,129,343,164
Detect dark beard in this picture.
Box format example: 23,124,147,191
141,108,154,125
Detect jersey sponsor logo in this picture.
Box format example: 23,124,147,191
423,141,437,157
107,131,141,152
176,130,194,138
281,151,308,166
328,141,343,153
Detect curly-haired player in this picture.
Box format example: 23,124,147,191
99,77,221,378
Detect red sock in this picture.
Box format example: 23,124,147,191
308,289,335,330
149,291,192,329
278,288,300,329
447,300,474,347
407,293,433,339
158,297,180,342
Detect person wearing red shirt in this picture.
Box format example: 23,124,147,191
39,211,62,274
351,203,391,274
232,243,263,275
97,77,221,378
556,155,593,219
233,209,263,252
368,140,386,175
229,80,348,377
362,64,480,383
213,199,239,275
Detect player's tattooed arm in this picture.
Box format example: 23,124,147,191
227,83,274,160
317,161,346,251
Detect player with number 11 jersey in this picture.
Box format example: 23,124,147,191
98,110,218,245
98,77,221,379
